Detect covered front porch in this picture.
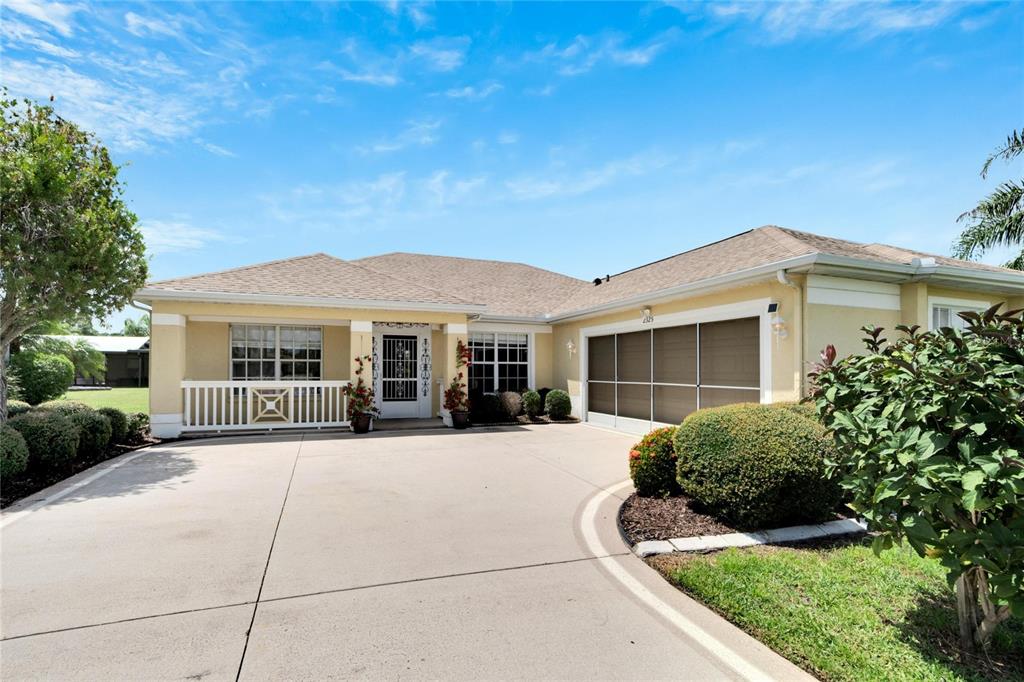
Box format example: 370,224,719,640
148,302,471,438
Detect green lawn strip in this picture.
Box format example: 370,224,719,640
661,540,1023,682
59,388,149,414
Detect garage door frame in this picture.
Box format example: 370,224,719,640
579,299,774,433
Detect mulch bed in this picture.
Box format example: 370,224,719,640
619,492,737,543
1,438,161,509
470,415,580,427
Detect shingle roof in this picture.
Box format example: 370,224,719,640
352,252,587,318
139,227,1023,319
144,253,480,307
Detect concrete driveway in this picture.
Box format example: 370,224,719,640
1,425,809,681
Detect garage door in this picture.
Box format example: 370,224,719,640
586,317,760,429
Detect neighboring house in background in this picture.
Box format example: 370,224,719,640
47,335,150,387
133,226,1024,438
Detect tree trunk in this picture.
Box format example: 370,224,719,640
955,572,979,653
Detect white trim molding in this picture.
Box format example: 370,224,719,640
151,313,186,327
578,298,774,433
444,323,468,334
351,320,372,333
805,275,900,310
189,315,350,326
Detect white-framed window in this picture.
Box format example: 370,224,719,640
468,332,529,393
929,299,988,332
230,324,322,380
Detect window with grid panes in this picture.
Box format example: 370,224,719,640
467,332,529,393
230,325,322,380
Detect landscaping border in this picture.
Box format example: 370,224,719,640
633,518,868,557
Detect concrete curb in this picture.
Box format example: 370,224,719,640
634,518,868,558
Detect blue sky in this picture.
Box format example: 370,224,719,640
3,0,1022,328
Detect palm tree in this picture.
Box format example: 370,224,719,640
953,130,1023,270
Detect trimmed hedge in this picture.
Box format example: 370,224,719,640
6,400,32,417
9,352,74,405
125,412,150,444
499,391,522,420
674,403,841,529
545,389,572,420
629,426,680,497
776,401,818,422
1,424,30,478
522,389,542,418
70,411,112,458
7,411,79,470
470,393,504,423
98,407,129,444
37,400,93,416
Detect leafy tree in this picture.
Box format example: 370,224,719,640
809,308,1023,652
20,335,106,382
953,130,1023,270
121,314,150,336
0,95,147,420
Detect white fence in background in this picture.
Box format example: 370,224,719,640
180,380,350,432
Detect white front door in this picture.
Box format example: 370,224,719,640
372,325,432,418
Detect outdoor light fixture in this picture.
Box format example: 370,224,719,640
641,307,653,324
772,315,788,339
566,340,577,357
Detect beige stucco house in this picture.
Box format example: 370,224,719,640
135,226,1024,438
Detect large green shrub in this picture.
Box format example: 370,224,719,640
0,424,30,478
9,352,74,405
98,407,129,444
810,309,1024,651
522,389,542,418
6,400,32,417
70,411,111,458
545,389,572,420
629,426,680,497
674,403,841,529
7,411,79,469
470,393,504,423
776,401,818,422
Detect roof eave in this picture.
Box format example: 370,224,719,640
134,288,489,314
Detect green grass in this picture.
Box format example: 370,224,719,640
59,387,148,414
657,540,1023,682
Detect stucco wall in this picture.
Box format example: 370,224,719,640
804,304,900,362
532,332,553,390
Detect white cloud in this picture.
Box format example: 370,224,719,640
357,119,441,154
409,36,470,71
5,0,81,37
497,130,519,145
140,220,234,255
338,68,400,86
124,11,181,38
670,1,963,42
525,84,556,97
443,82,502,100
424,170,486,206
505,152,674,200
193,138,237,158
525,30,677,77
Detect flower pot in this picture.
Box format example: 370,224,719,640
351,413,372,434
450,410,470,430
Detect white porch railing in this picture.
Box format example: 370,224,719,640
181,380,350,432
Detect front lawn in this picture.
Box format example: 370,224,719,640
59,387,148,414
651,539,1023,682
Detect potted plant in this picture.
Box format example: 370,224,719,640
344,354,379,434
443,339,472,429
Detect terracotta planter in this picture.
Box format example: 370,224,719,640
351,413,372,434
450,410,470,430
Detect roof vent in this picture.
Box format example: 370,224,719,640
593,277,602,286
912,257,937,268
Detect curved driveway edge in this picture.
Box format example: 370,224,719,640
3,425,810,680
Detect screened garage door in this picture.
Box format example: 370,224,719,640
586,317,760,429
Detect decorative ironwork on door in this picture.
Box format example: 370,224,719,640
382,335,417,401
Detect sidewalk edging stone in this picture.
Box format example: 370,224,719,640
634,518,868,558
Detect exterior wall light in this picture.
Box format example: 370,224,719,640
566,340,577,357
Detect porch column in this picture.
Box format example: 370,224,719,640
350,320,373,383
442,322,468,418
149,313,186,438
